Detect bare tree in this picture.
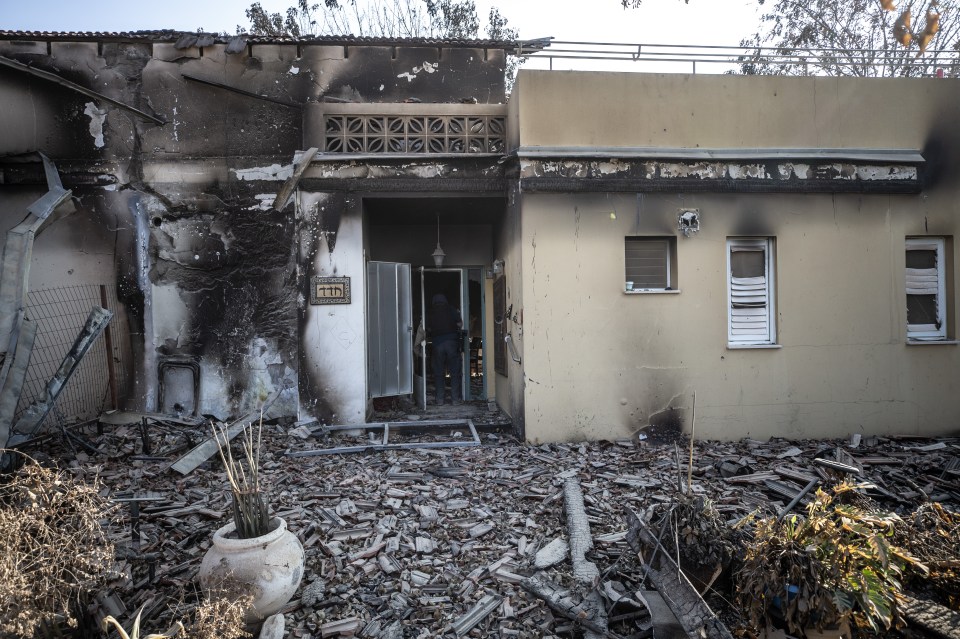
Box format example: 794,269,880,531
620,0,689,6
244,0,484,38
739,0,960,77
486,7,523,91
243,0,523,87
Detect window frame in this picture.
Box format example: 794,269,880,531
726,237,776,346
624,236,675,292
905,237,947,341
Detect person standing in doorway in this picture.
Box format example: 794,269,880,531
427,293,463,405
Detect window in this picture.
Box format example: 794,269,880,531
906,238,947,341
727,238,776,346
625,237,675,291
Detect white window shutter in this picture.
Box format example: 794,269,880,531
906,238,946,340
728,240,774,344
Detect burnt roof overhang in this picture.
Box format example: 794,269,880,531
517,147,925,194
299,153,509,194
0,29,522,51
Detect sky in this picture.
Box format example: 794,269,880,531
0,0,762,73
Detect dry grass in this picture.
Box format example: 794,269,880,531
0,451,117,636
102,592,252,639
189,591,253,639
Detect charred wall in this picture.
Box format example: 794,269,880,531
0,33,509,421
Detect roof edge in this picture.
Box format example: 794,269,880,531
517,147,925,164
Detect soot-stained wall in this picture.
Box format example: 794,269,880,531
0,33,509,421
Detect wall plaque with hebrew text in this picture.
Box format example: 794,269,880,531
310,276,351,304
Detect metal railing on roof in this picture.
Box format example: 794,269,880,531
515,39,960,77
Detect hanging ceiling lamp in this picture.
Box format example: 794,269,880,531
432,215,446,267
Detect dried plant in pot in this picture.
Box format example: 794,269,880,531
198,419,305,623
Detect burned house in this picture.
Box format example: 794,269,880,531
0,31,958,444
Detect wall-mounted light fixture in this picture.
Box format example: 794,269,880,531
486,258,504,280
432,215,446,267
678,208,700,237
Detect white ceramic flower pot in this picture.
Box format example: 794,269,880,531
198,517,305,622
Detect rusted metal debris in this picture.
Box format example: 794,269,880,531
28,422,960,639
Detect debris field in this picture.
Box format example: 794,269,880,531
42,416,960,638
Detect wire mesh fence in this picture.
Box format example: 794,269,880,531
14,284,133,428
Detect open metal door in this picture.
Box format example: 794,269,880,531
414,268,427,408
366,261,413,398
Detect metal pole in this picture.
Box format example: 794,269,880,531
100,285,118,410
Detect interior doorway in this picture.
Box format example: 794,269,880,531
413,267,486,409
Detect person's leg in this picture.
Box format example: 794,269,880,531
431,342,446,404
447,343,463,403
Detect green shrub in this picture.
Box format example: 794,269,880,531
736,482,926,635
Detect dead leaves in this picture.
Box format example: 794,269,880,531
886,1,943,55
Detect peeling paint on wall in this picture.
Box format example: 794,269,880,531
83,101,108,148
231,164,294,181
247,194,278,211
727,163,768,179
519,157,923,193
660,162,724,179
398,61,438,82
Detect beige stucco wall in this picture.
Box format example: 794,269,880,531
492,182,525,430
514,70,958,150
514,70,960,442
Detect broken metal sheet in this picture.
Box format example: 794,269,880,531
0,155,75,449
286,419,481,457
0,154,73,365
8,306,113,445
0,55,165,125
451,594,502,637
0,317,36,438
272,147,319,211
168,386,285,475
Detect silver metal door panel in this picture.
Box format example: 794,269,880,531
366,262,412,398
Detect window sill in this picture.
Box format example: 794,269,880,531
624,289,681,295
727,343,782,350
906,339,959,346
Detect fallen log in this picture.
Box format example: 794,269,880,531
901,594,960,639
562,472,608,639
520,574,625,639
625,507,735,639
